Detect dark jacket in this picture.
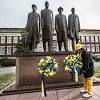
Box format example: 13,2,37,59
81,49,94,78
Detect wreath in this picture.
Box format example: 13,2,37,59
63,53,83,82
38,56,58,97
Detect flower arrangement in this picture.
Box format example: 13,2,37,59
63,53,83,82
38,56,58,97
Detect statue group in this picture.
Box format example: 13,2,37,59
26,1,80,52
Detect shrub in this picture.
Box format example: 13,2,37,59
16,32,30,53
0,58,15,67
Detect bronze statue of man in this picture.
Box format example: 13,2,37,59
55,7,68,51
41,1,54,52
68,8,80,50
26,4,40,51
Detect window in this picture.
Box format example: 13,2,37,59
86,44,91,51
91,44,95,52
13,46,17,54
7,46,11,55
86,36,90,43
0,46,5,55
7,36,12,43
1,37,5,43
96,44,100,52
81,36,85,42
91,36,94,42
95,36,99,43
13,36,18,43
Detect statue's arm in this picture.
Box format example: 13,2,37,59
51,11,54,30
68,15,70,31
38,14,41,33
26,13,30,32
55,16,58,32
41,10,44,28
78,16,80,32
65,16,68,31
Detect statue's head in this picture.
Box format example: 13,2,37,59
32,4,37,12
45,1,49,8
71,8,75,14
58,7,63,14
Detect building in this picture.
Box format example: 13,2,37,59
0,28,100,57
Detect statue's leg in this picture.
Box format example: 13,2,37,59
28,42,32,51
63,31,68,51
48,32,53,52
64,40,68,51
48,39,52,52
75,32,79,44
72,39,75,51
43,40,46,52
58,41,62,51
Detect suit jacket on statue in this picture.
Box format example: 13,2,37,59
26,11,40,47
41,8,54,41
55,14,68,42
68,14,80,40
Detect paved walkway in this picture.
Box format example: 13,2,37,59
0,85,100,100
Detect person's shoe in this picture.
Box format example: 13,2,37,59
80,88,87,93
82,93,92,98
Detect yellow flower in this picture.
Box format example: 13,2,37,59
42,63,46,66
46,60,49,63
47,56,52,60
39,70,43,74
40,59,45,63
71,59,74,62
38,62,41,66
45,69,48,72
44,73,48,77
65,66,72,72
49,71,55,76
55,64,58,68
77,53,81,58
65,57,68,60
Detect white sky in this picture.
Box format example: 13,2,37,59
0,0,100,29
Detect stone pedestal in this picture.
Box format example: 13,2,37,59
16,51,75,87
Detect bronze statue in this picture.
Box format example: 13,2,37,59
26,4,40,51
41,1,54,52
55,7,68,51
68,8,80,50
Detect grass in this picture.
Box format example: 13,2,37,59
95,67,100,78
0,73,16,91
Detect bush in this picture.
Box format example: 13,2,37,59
0,58,15,67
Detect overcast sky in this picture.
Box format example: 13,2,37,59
0,0,100,29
